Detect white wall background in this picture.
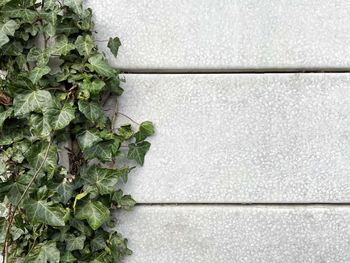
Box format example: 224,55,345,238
86,1,350,262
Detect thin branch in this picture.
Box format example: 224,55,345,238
117,112,140,125
111,99,119,131
2,139,52,263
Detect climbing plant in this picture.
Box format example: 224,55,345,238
0,0,154,262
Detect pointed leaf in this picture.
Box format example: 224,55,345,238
90,231,106,252
56,180,75,204
52,35,75,56
46,102,75,130
83,139,120,162
88,54,115,77
29,113,52,138
75,200,110,230
14,90,52,116
26,142,57,176
0,31,9,48
27,47,50,66
2,173,31,204
78,100,106,128
80,78,105,96
24,200,66,226
75,35,94,57
65,0,83,15
0,20,19,36
66,234,86,251
0,108,13,128
77,130,102,151
28,65,51,84
81,165,121,195
26,241,60,263
107,37,121,57
118,124,134,140
135,121,155,142
128,141,151,165
0,0,11,7
61,251,76,263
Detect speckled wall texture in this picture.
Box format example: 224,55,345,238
85,0,350,262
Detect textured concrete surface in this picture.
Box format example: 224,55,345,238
117,74,350,203
117,206,350,263
86,0,350,70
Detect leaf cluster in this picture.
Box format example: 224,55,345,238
0,0,154,262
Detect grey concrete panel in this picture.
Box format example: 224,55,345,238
117,74,350,203
116,206,350,263
86,0,350,70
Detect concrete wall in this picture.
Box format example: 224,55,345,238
86,1,350,262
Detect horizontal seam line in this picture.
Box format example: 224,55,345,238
121,69,350,74
135,203,350,206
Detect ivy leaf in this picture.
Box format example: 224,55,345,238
112,190,136,210
70,218,93,237
61,252,76,263
66,234,86,251
80,78,105,97
29,113,52,138
46,101,75,130
0,20,19,47
83,141,113,162
65,0,83,15
118,167,131,183
75,34,94,57
43,0,58,11
128,141,151,165
90,232,106,252
13,89,52,116
56,180,75,204
0,108,13,128
27,47,50,66
0,20,19,36
26,241,60,263
52,35,75,56
2,173,31,205
88,54,115,77
28,65,51,84
78,100,106,128
24,200,66,226
56,22,79,35
91,252,113,263
75,200,110,230
118,124,134,140
0,0,11,7
81,165,121,195
1,3,37,23
0,159,6,176
0,2,37,22
83,139,120,162
106,76,124,96
107,37,121,57
77,130,102,151
30,113,52,138
26,142,57,176
10,225,25,241
0,31,9,48
134,121,155,142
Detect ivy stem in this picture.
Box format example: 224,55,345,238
117,112,140,125
2,139,52,263
111,99,119,131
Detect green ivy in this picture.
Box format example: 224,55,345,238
0,0,154,262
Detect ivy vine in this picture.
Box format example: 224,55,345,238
0,0,154,262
